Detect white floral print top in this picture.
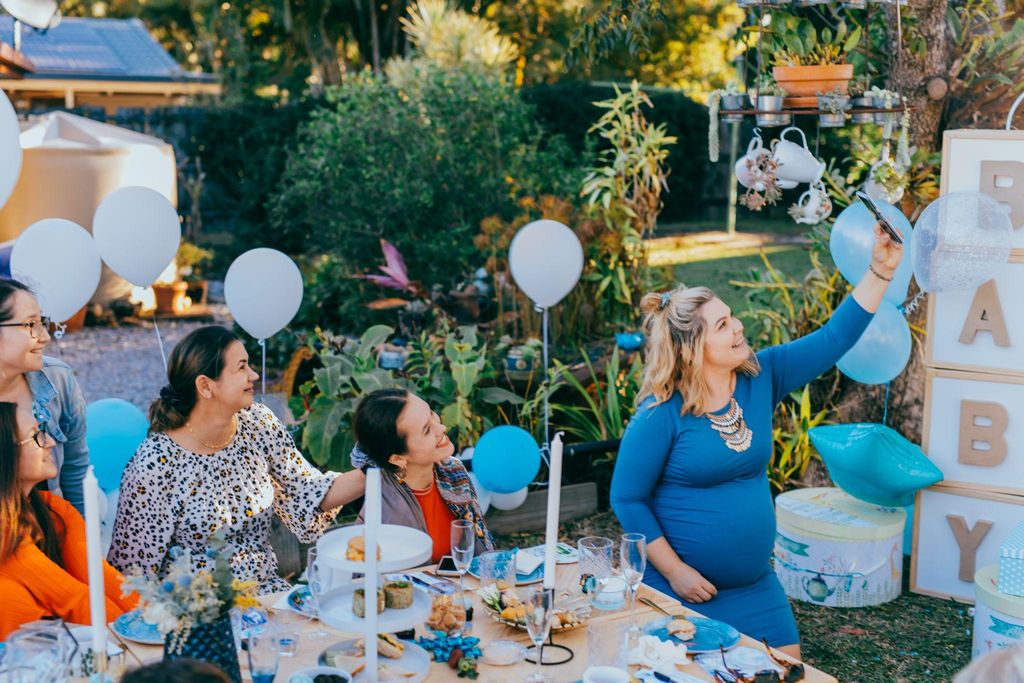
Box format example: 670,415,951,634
108,403,340,594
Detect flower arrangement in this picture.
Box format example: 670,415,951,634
123,535,260,653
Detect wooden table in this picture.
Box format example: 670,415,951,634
118,565,837,682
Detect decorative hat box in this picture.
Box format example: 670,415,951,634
974,564,1024,659
999,521,1024,598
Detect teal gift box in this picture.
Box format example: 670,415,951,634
999,521,1024,598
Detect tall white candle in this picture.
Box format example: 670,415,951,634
543,433,564,590
364,468,381,683
83,467,107,672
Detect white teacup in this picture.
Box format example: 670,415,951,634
583,666,631,683
772,126,826,184
735,134,771,190
790,182,833,225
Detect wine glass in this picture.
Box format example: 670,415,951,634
450,519,475,635
522,586,555,683
620,533,647,634
247,630,280,683
305,547,330,640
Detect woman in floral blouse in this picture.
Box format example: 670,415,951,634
108,326,365,594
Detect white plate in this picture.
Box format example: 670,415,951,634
317,581,431,633
320,639,431,683
526,542,579,564
317,525,433,573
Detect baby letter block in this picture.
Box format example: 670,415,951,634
924,370,1024,495
912,486,1024,602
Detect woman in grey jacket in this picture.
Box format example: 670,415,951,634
0,279,89,512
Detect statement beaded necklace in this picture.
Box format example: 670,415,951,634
706,398,753,453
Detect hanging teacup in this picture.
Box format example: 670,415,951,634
772,127,826,185
735,134,772,190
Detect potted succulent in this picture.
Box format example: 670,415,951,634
754,75,790,128
849,76,875,124
177,240,214,307
867,86,902,129
817,86,850,127
765,12,861,103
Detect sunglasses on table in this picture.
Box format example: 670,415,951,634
711,642,805,683
0,317,52,340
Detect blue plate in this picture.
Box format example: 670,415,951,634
287,584,317,616
643,615,741,654
112,610,163,645
467,556,543,585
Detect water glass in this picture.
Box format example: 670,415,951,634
521,586,555,683
247,630,280,683
306,546,330,640
586,620,630,670
477,549,517,591
271,610,304,657
3,623,73,682
578,536,625,611
620,532,647,633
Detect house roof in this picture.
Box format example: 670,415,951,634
0,16,215,83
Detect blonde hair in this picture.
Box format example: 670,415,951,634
954,646,1024,683
636,285,760,417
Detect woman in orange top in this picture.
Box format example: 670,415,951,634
351,389,494,562
0,401,137,640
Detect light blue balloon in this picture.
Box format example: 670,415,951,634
472,425,541,494
830,200,913,305
86,399,149,491
837,301,911,385
808,423,942,508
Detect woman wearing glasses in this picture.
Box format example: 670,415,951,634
109,326,366,593
0,280,90,514
0,401,137,639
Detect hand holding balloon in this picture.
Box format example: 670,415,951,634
870,222,904,281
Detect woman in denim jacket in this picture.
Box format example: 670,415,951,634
0,280,88,513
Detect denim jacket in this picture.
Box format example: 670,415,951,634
27,356,89,514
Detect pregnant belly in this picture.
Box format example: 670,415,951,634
653,478,776,589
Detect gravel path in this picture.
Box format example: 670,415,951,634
52,306,230,411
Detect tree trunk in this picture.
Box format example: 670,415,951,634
889,0,952,152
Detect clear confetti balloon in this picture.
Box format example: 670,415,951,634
911,191,1013,293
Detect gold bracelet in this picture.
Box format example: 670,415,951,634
869,264,893,282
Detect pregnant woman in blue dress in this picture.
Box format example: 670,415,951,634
611,223,903,657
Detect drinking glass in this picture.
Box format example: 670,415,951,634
522,586,555,683
306,547,330,640
578,536,624,611
620,533,647,634
478,549,516,592
450,519,475,634
271,610,304,657
247,630,280,683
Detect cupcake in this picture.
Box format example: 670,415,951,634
383,580,413,609
353,587,385,617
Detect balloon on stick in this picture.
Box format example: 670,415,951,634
508,220,584,308
11,219,101,323
93,186,181,286
830,199,913,305
0,90,22,212
911,191,1013,293
836,301,912,385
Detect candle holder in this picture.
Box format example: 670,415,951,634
524,631,573,666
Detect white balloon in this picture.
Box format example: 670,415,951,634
225,248,303,339
509,220,583,308
468,472,491,515
0,90,22,212
93,186,181,286
489,486,528,511
0,0,59,29
912,191,1013,293
11,219,101,322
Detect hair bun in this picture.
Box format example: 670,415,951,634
159,385,182,406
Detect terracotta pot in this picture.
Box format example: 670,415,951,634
773,64,854,98
153,281,189,315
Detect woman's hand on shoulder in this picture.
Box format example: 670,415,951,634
669,563,718,604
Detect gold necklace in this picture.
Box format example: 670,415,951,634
186,416,238,451
706,398,753,453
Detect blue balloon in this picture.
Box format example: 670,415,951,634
809,423,943,508
471,426,541,494
830,200,913,305
837,301,911,385
86,399,149,491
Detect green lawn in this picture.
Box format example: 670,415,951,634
672,245,812,314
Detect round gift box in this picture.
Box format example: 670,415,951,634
974,564,1024,659
774,487,905,608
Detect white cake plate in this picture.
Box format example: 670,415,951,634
317,524,433,573
318,581,432,634
320,639,432,683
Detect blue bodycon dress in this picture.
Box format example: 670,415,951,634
610,296,873,646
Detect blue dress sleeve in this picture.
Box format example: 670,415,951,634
610,397,677,544
757,296,874,406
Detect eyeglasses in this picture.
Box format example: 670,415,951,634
17,425,49,450
0,317,51,340
710,643,806,683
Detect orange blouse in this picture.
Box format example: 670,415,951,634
0,492,138,640
413,483,455,563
